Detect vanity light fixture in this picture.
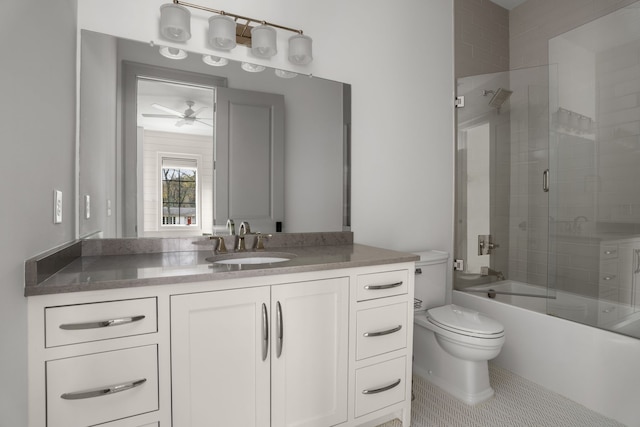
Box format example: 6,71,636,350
202,54,229,67
208,15,237,50
251,25,277,58
160,3,192,41
159,1,313,65
159,46,188,60
241,62,266,73
288,34,313,65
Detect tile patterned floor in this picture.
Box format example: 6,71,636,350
377,364,625,427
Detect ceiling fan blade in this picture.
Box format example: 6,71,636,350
152,103,184,117
175,119,187,127
195,119,214,127
141,113,179,118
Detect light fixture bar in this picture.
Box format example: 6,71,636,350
172,0,304,35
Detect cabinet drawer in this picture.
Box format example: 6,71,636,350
47,345,158,427
355,356,406,418
600,245,619,259
356,270,409,301
356,303,408,360
45,298,157,347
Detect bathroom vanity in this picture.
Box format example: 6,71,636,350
25,234,417,427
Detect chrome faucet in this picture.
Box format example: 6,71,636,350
481,266,505,281
239,221,252,235
226,219,236,235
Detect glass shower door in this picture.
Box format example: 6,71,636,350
454,65,552,300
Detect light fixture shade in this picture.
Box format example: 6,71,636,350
159,46,188,60
241,62,266,73
208,15,237,50
159,3,191,42
251,25,277,58
288,34,313,65
202,55,229,67
275,69,297,79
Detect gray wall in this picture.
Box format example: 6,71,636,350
510,0,639,70
455,0,510,78
0,0,77,424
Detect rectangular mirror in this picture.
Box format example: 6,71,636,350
79,30,351,238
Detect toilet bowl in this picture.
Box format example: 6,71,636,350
413,305,505,405
412,251,505,405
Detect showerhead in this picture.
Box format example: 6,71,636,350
483,88,513,108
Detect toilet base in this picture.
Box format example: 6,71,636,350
413,321,495,405
412,363,495,405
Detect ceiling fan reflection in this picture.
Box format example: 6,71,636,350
142,100,213,127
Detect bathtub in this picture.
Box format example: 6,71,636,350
459,280,640,334
453,281,640,427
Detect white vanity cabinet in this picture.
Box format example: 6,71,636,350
27,294,168,427
171,277,349,427
28,260,415,427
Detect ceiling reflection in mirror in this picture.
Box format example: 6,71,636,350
78,30,350,239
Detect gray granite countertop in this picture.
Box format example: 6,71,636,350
25,243,419,296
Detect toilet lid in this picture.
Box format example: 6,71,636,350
427,304,504,336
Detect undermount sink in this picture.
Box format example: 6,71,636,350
206,252,296,266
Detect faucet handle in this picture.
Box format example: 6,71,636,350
254,233,273,250
236,235,246,252
210,236,227,254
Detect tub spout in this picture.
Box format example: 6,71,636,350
481,266,505,281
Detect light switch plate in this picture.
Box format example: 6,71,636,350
54,190,62,224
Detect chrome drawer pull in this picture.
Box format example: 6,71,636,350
603,250,616,255
602,275,616,281
364,281,403,290
262,303,269,362
363,325,402,337
61,378,147,400
59,315,146,330
276,301,284,358
362,378,401,395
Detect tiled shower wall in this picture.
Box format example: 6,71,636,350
506,0,638,291
455,0,638,290
455,0,509,78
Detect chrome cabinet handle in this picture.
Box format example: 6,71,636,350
602,275,616,281
262,303,269,361
61,378,147,400
362,378,401,395
363,325,402,337
635,249,640,274
59,315,146,330
276,301,283,358
603,250,616,255
364,281,403,290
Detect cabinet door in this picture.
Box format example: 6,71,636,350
271,278,349,427
171,287,271,427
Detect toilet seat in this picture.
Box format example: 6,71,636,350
427,304,504,339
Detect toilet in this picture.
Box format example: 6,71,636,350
412,251,505,405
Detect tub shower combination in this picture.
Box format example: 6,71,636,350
450,4,640,426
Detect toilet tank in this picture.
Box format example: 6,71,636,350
414,250,449,311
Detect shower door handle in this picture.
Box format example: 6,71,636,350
543,169,550,192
